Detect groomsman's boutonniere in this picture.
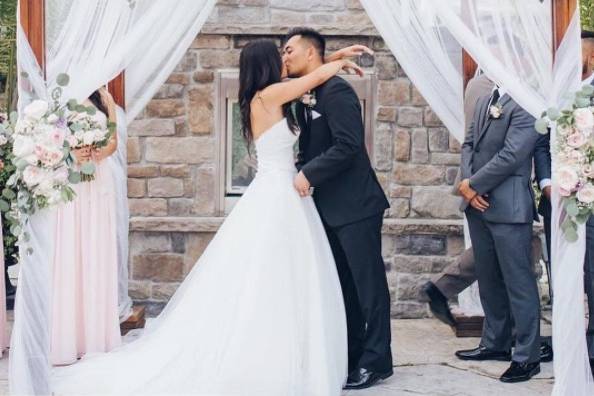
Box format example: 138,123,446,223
300,91,317,108
489,102,504,119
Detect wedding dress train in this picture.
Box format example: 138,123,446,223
52,118,348,395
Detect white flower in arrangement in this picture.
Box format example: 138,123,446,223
82,130,96,146
577,183,594,204
574,107,594,132
583,164,594,178
12,135,36,157
557,165,579,192
0,135,8,146
46,113,59,124
23,100,49,121
22,165,44,187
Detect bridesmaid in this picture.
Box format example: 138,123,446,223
50,87,121,365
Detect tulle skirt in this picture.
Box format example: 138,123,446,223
52,169,348,395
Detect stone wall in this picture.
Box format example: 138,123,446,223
126,0,531,318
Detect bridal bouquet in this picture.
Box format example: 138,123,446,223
0,73,100,251
535,84,594,242
65,101,114,181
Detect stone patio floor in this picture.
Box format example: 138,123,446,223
0,315,553,395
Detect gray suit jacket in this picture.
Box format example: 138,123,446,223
452,74,495,194
460,93,540,224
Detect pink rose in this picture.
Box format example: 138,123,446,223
567,132,587,148
559,187,572,197
574,108,594,131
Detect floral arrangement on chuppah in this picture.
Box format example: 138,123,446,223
536,84,594,242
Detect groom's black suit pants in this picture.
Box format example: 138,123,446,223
323,213,393,373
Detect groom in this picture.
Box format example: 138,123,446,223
283,27,393,389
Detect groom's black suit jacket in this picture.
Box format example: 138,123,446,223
295,76,389,227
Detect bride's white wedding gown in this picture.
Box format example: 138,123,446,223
52,118,348,395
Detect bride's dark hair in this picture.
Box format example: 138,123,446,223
88,90,108,115
238,39,297,148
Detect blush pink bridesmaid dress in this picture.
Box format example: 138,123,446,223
50,110,121,366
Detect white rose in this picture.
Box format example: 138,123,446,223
557,165,579,191
46,114,59,124
82,130,96,146
12,135,36,157
53,166,69,185
0,135,7,146
23,100,49,121
578,183,594,204
22,166,43,187
574,108,594,131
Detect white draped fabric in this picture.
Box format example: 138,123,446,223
359,0,465,143
12,0,216,394
362,0,592,394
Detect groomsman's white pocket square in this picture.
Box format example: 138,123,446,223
311,110,322,120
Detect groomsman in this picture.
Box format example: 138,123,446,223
535,31,594,374
457,83,542,382
420,73,494,327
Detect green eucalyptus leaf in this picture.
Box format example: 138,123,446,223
68,170,81,184
565,200,579,216
86,106,97,115
582,84,594,96
546,107,560,121
0,199,9,212
575,97,591,108
534,118,549,135
2,189,15,200
565,227,578,242
80,162,96,176
56,73,70,87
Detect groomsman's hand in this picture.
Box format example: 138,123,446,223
294,171,311,197
470,195,489,212
458,179,478,202
543,185,552,201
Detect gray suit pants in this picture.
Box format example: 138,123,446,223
466,209,541,363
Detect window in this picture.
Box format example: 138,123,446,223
215,70,377,214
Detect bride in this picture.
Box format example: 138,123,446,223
51,40,364,395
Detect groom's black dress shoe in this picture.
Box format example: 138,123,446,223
421,281,456,327
455,346,511,361
500,361,540,383
344,367,393,390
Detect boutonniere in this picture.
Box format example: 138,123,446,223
300,91,317,108
489,102,503,119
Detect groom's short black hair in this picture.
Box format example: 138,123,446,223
285,27,325,59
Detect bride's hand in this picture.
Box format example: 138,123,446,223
327,45,373,62
340,60,364,77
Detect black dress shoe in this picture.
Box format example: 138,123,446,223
500,361,540,383
540,342,553,363
421,281,456,327
344,367,393,390
455,345,511,361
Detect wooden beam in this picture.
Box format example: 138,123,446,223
553,0,578,53
108,72,126,109
19,0,45,74
461,0,478,91
462,49,478,91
